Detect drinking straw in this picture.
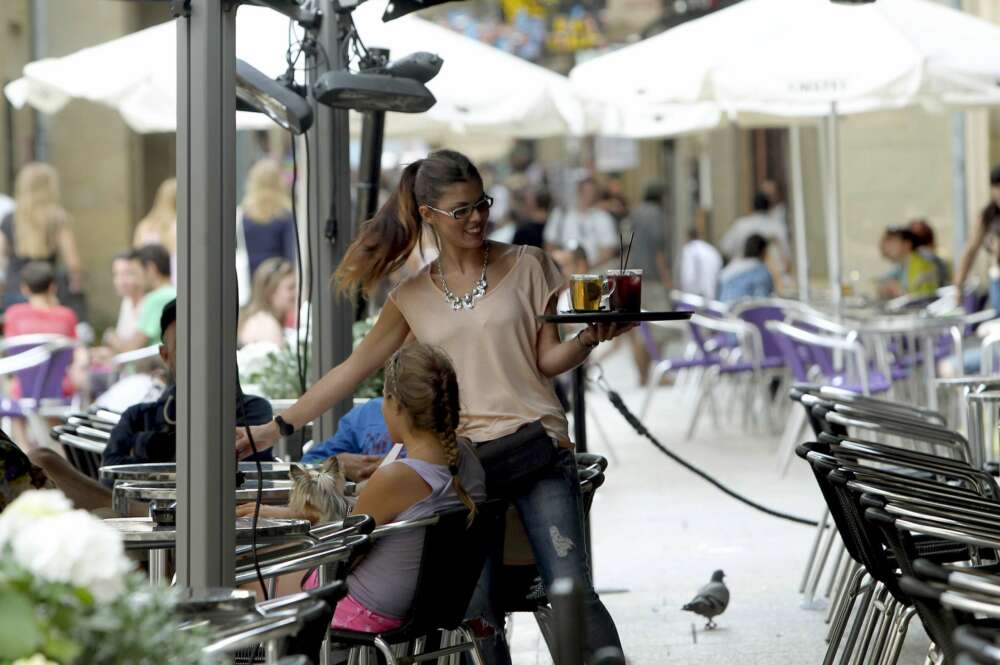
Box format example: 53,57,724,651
619,232,624,273
624,232,635,271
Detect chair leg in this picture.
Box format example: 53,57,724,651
458,625,487,665
373,637,398,665
825,543,847,599
533,606,556,661
837,583,879,665
800,508,831,594
777,407,808,477
825,567,867,657
685,368,718,441
804,518,839,609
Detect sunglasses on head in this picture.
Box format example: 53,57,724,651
425,194,494,221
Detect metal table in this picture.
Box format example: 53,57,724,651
850,314,966,411
112,480,294,516
100,462,311,484
105,517,312,584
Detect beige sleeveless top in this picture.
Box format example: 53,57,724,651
389,244,570,444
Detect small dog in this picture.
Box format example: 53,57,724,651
289,457,350,524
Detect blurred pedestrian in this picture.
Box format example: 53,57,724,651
718,234,774,303
760,179,786,226
955,163,1000,308
512,188,552,248
117,244,175,350
908,219,950,287
680,227,723,300
133,178,177,263
239,159,297,279
544,178,618,265
0,163,83,312
720,191,790,273
103,250,146,353
238,257,297,347
625,181,671,308
877,226,939,299
0,191,13,222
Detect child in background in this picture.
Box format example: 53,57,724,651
877,226,939,299
3,261,82,448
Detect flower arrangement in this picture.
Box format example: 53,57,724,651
238,316,384,400
0,490,213,665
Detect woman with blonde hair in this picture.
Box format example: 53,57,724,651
240,158,297,278
238,257,297,347
133,178,177,255
0,163,83,309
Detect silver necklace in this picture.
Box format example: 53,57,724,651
437,244,489,311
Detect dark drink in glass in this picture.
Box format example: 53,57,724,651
606,269,642,312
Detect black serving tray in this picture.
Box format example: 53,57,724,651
538,310,693,324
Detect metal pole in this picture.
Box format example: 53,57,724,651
789,125,809,301
356,110,386,227
307,1,355,442
175,0,238,589
949,0,968,271
824,103,842,312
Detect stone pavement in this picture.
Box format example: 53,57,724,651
508,352,931,665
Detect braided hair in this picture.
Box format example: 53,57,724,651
383,343,478,526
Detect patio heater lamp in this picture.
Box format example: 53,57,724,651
312,52,442,113
235,59,314,134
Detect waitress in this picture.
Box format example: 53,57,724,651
238,150,630,663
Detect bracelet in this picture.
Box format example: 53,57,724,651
574,330,599,350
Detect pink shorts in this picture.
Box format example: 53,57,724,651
303,570,404,633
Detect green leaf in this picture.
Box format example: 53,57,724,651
0,587,43,660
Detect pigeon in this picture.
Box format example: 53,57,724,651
682,570,729,629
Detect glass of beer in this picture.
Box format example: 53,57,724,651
605,269,643,312
570,274,606,311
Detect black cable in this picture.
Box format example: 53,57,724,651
235,386,269,601
290,134,306,394
600,387,819,527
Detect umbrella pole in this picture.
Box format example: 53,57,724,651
790,124,809,302
823,102,843,312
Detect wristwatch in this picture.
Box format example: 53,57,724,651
274,415,295,437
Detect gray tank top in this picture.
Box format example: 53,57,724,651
347,442,487,619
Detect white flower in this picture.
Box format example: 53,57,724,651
12,655,60,665
0,490,133,602
0,489,72,546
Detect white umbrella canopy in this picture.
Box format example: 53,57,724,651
569,0,1000,118
5,2,584,138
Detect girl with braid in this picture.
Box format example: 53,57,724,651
306,343,486,633
238,150,630,662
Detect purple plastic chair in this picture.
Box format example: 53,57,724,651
0,335,77,439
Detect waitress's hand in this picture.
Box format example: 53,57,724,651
235,421,280,460
581,322,639,346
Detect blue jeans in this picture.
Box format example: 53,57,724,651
468,447,623,664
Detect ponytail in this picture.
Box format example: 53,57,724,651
335,149,483,295
335,160,423,295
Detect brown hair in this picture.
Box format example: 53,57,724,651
335,150,482,295
383,343,477,525
239,257,295,330
13,162,69,260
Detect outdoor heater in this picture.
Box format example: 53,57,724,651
235,59,313,134
312,52,442,113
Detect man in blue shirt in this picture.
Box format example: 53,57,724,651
300,398,395,481
717,234,775,304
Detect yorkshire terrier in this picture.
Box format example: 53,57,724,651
288,457,350,524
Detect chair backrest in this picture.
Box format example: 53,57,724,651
734,304,785,361
402,499,505,633
2,334,76,402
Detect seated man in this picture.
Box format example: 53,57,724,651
717,234,775,304
103,299,273,467
300,397,393,481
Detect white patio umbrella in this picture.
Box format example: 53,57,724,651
570,0,1000,303
4,2,584,139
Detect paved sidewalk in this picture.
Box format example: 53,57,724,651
508,353,930,664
